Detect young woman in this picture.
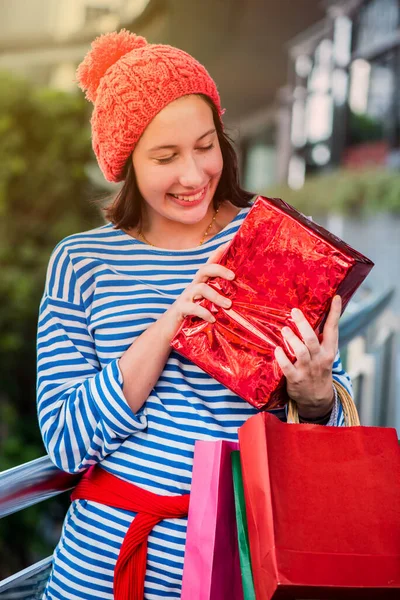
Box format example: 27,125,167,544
37,30,352,599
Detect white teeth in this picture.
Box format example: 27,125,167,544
171,187,206,202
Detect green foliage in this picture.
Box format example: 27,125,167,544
348,111,384,144
0,71,105,577
264,168,400,217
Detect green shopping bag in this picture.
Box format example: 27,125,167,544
231,451,256,600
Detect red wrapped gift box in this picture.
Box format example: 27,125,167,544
171,196,374,409
238,412,400,598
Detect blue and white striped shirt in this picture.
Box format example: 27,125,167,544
37,206,351,599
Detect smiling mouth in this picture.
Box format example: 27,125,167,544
168,184,208,202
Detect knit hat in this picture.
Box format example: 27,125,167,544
76,29,223,183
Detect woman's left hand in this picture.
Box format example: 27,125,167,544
274,295,342,419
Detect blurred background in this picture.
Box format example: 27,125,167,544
0,0,399,592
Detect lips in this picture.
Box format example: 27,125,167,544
168,183,209,203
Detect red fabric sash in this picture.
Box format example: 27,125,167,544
71,466,190,599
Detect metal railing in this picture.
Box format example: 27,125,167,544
0,459,78,599
0,287,397,599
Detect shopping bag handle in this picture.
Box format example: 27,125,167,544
287,380,360,426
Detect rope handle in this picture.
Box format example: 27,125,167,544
287,380,360,426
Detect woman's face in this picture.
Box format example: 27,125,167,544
132,95,223,228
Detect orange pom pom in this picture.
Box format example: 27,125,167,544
76,29,147,103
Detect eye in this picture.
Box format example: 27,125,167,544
197,143,214,152
154,143,214,164
155,154,176,164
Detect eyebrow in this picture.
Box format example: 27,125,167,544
148,128,216,152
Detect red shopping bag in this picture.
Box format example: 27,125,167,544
239,412,400,599
181,440,243,600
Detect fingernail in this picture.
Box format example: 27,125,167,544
291,308,301,318
211,316,216,323
223,298,232,307
227,272,235,280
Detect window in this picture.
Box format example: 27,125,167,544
353,0,399,54
242,128,277,191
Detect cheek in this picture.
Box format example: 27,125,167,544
154,169,178,193
135,163,175,196
206,148,224,178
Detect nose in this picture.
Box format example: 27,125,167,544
178,154,204,189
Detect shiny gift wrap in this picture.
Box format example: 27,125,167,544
171,196,374,409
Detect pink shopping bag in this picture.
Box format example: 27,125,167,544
181,439,244,600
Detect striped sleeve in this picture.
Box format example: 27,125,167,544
36,243,147,474
327,349,354,427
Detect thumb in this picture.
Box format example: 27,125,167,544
206,241,230,265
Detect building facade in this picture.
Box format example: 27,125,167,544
0,0,151,90
278,0,400,188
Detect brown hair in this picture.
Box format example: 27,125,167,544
104,95,254,230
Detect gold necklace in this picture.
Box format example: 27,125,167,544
138,204,220,248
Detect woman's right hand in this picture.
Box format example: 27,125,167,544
160,243,235,339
